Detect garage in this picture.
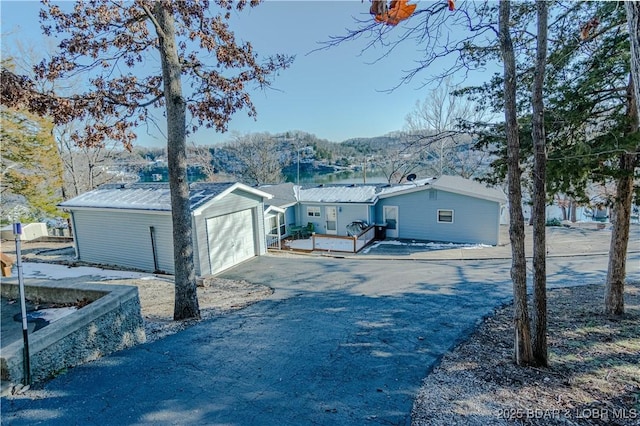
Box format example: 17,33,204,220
59,182,273,276
206,209,256,274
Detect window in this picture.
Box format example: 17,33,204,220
437,209,454,223
307,206,321,217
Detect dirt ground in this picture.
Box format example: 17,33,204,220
1,240,273,343
110,275,273,343
412,282,640,426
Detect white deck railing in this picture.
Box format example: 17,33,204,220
311,225,376,253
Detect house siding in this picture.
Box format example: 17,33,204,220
298,202,370,236
284,207,296,235
377,189,501,245
72,210,175,273
69,187,269,277
335,204,370,236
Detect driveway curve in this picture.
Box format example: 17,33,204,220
2,253,637,425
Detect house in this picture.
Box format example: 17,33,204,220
261,175,506,246
376,175,506,245
59,182,273,275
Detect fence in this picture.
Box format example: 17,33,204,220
311,225,376,253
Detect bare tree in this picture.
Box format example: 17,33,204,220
187,143,219,182
604,0,640,315
404,77,494,178
34,0,292,320
499,0,533,366
530,0,548,367
56,121,138,197
227,133,289,185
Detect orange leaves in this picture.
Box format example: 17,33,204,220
580,17,600,40
371,0,417,26
369,0,458,26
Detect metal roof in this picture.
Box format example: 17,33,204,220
298,184,379,203
290,176,505,205
59,182,272,212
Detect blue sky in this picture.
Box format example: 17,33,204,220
1,1,488,147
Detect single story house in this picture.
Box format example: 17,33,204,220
261,175,506,246
59,182,273,275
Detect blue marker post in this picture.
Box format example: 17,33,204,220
13,222,31,385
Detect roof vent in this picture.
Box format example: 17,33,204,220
407,173,417,182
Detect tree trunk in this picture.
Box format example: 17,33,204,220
605,74,639,316
499,0,533,366
154,3,200,321
570,201,577,223
530,0,548,367
627,1,640,119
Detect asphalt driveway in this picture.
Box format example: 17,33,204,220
2,252,637,425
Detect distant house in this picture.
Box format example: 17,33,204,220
59,182,273,275
261,175,506,246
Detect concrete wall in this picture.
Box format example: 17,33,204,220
0,223,48,241
1,282,145,385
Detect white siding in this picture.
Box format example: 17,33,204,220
72,210,174,273
70,187,268,276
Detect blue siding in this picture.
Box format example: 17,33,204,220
71,188,267,276
284,207,296,234
297,202,370,236
377,189,501,245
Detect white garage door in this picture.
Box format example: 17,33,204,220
206,209,256,274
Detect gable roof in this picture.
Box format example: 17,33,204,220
376,175,506,203
259,182,298,208
59,182,272,212
431,175,506,203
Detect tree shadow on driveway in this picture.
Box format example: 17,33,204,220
2,252,630,425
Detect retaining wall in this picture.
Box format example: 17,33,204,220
1,281,146,384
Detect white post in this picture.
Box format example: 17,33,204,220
14,222,31,385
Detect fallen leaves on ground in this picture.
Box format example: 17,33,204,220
412,282,640,426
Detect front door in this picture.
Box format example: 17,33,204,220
383,205,398,238
325,206,337,235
